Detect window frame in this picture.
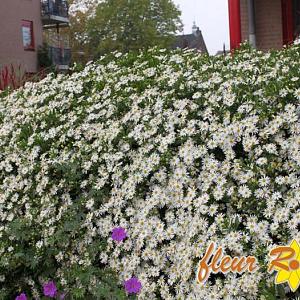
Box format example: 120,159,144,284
21,20,35,51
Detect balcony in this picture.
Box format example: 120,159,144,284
48,46,71,70
41,0,69,28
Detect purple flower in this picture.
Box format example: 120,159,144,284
111,227,127,242
124,277,142,294
43,281,57,298
15,293,27,300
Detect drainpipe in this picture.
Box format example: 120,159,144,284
247,0,256,48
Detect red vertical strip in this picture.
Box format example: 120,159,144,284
282,0,294,45
228,0,242,50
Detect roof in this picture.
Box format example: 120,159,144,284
173,29,208,54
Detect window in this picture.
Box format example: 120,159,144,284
22,20,35,50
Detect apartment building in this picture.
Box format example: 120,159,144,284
0,0,70,73
228,0,300,51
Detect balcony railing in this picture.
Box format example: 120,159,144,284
49,46,71,68
41,0,69,26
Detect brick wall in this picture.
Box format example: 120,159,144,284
239,0,283,51
240,0,249,42
255,0,283,50
0,0,43,73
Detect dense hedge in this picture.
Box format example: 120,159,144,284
1,45,300,299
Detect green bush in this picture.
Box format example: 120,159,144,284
37,43,53,69
1,45,300,299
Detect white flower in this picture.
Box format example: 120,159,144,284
238,185,252,198
86,199,94,210
36,240,43,248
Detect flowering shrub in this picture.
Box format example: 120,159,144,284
1,45,300,299
0,64,51,99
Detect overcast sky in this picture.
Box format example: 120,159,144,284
173,0,230,55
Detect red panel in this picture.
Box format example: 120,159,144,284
228,0,242,50
281,0,294,45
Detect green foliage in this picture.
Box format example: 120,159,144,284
75,0,183,58
38,43,53,69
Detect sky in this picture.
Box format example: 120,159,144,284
172,0,230,55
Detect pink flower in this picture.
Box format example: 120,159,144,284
111,227,127,242
43,281,57,298
124,277,142,294
15,293,27,300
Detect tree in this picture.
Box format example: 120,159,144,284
71,0,183,59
